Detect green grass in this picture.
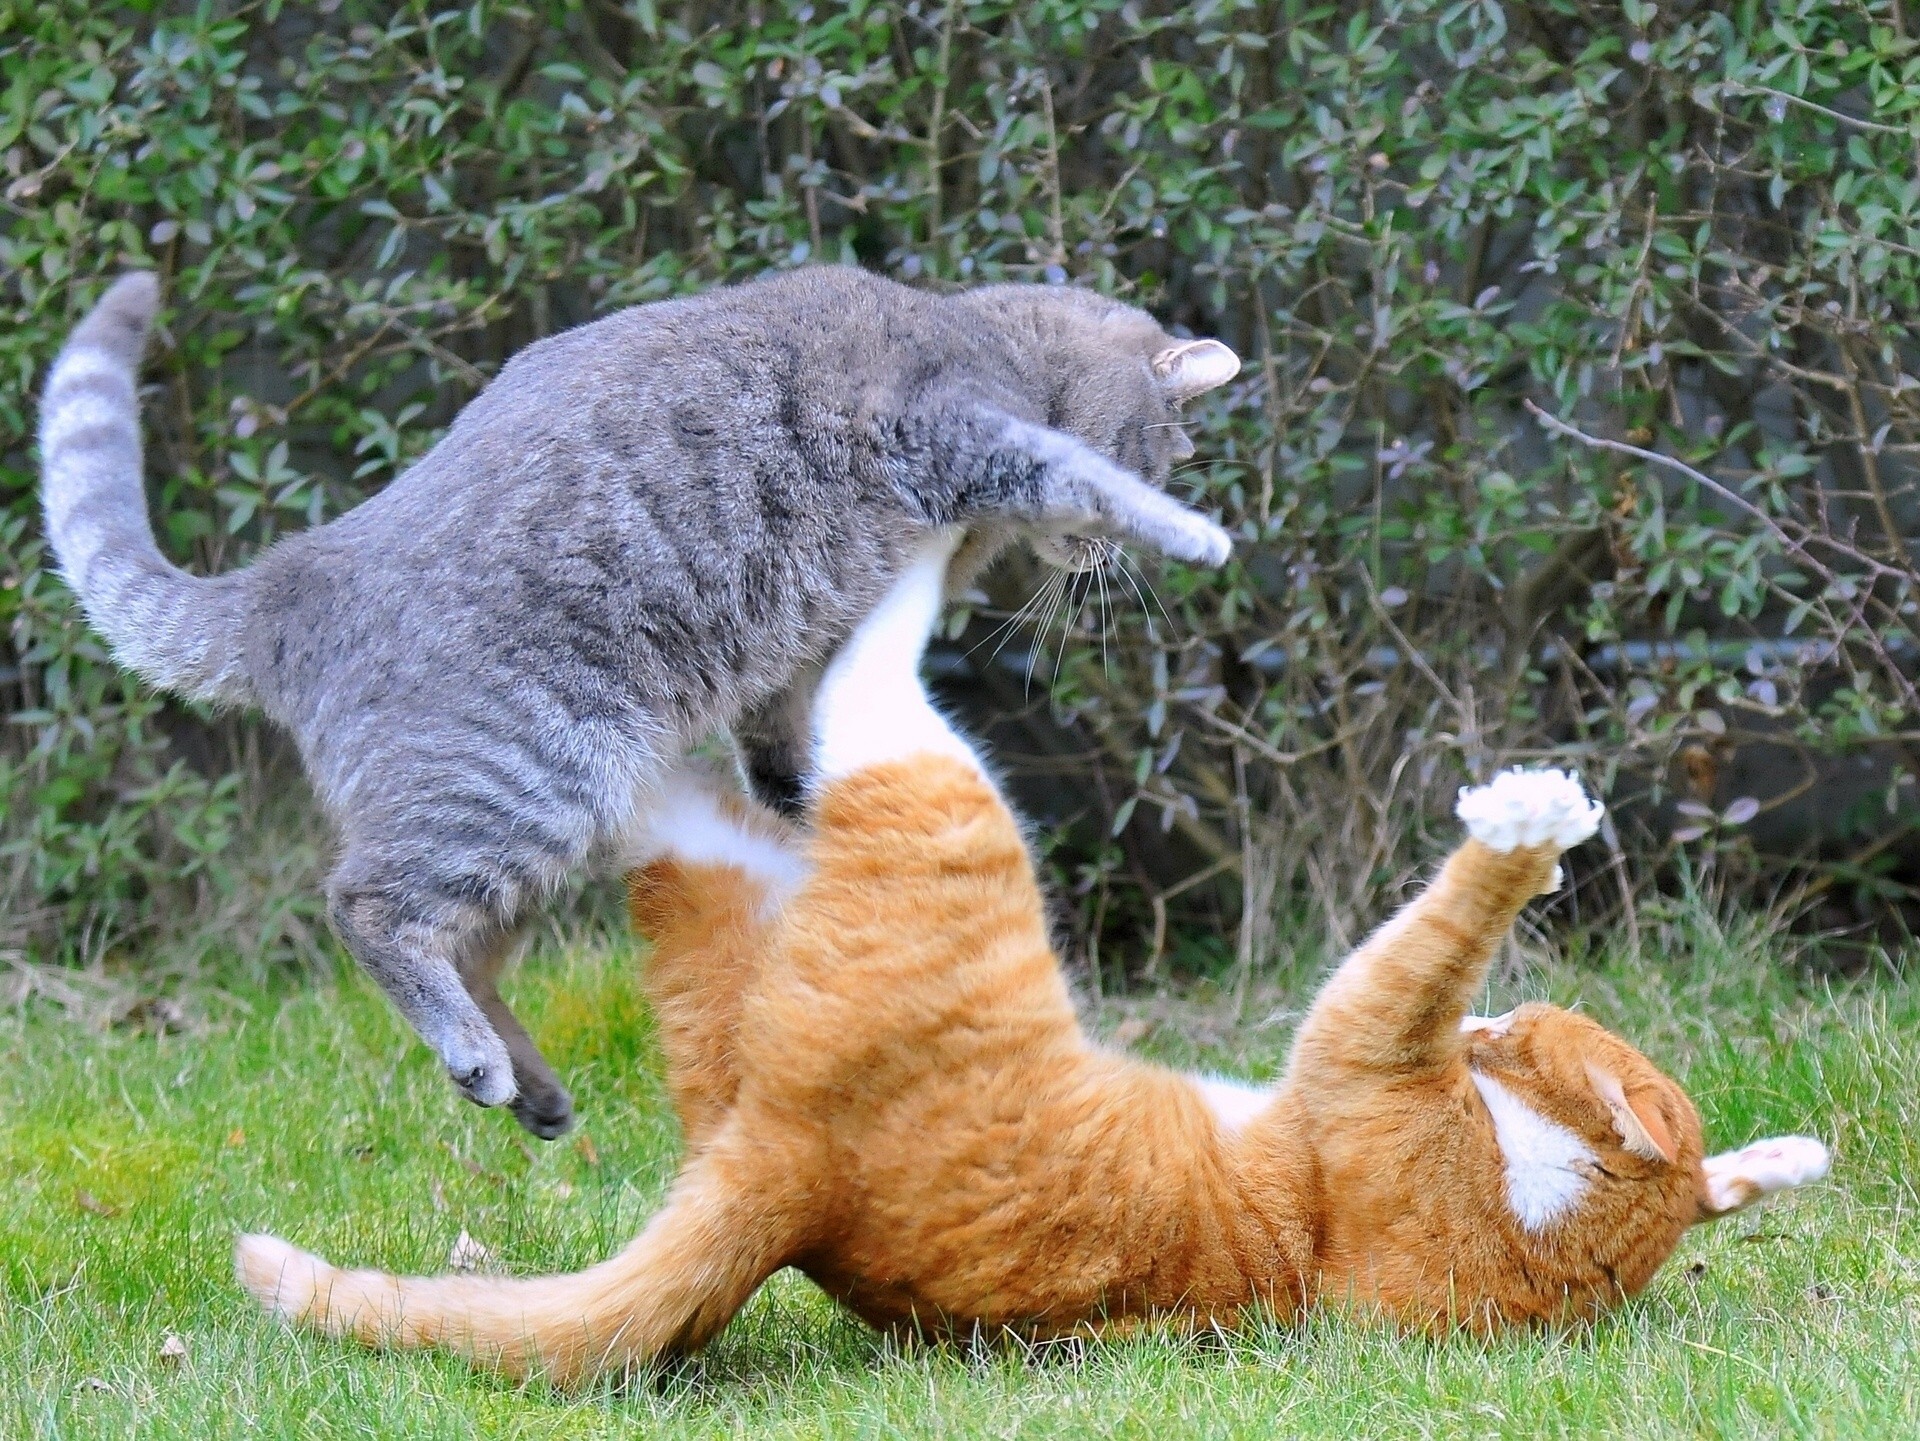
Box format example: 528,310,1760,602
2,907,1914,1440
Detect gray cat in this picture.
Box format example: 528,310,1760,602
39,266,1238,1137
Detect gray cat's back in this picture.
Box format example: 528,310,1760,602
245,268,946,768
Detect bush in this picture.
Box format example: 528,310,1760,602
3,0,1918,971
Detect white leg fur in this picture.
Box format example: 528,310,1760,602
811,528,985,785
1460,1009,1517,1038
1189,1074,1272,1135
617,763,808,904
1456,769,1604,852
1702,1135,1831,1216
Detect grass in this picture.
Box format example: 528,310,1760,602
2,902,1914,1440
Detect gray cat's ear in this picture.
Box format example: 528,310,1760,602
1151,339,1240,399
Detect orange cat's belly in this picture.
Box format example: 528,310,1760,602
779,1066,1318,1339
792,1215,1175,1336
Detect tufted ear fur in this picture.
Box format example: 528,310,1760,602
1150,339,1240,399
1585,1062,1677,1164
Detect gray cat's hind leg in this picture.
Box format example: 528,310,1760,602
458,926,574,1138
734,667,822,818
326,878,518,1111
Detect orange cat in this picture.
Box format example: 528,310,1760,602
236,533,1828,1384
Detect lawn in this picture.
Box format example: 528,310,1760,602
1,906,1912,1440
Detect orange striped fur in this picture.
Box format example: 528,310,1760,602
237,538,1826,1387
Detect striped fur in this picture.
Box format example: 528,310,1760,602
37,269,1239,1138
39,273,252,704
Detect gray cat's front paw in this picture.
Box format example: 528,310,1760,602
442,1026,518,1108
1022,425,1233,568
1147,509,1233,568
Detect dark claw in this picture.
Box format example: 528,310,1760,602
450,1063,501,1105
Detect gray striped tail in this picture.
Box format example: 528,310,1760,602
38,274,254,706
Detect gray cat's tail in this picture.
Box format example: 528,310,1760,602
39,273,254,706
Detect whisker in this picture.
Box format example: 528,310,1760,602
1024,569,1074,694
1105,544,1121,675
1052,571,1092,692
1116,546,1176,634
1109,546,1166,643
972,571,1060,663
1007,571,1068,675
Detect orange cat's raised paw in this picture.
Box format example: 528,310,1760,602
1455,768,1603,855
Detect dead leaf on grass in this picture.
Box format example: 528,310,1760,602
157,1332,188,1366
447,1229,492,1273
75,1189,121,1218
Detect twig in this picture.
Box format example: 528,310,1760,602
1525,400,1817,574
923,0,959,251
1725,83,1916,138
1526,399,1920,715
1038,72,1066,267
1187,706,1356,769
1145,855,1238,977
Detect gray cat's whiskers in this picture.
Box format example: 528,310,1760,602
1023,569,1076,694
1095,552,1114,677
1103,542,1167,642
1110,542,1175,637
972,569,1067,668
1049,572,1097,692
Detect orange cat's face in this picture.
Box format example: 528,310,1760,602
1467,1004,1705,1172
1458,1003,1711,1305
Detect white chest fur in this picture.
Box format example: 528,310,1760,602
1192,1075,1271,1134
1469,1070,1594,1231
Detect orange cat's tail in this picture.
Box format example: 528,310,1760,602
235,1136,799,1386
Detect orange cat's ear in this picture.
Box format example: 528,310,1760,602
1584,1062,1677,1164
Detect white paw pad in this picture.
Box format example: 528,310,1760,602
1705,1136,1830,1211
1456,768,1604,853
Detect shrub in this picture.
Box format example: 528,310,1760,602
3,0,1917,971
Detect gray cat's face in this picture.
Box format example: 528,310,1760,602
1035,300,1240,571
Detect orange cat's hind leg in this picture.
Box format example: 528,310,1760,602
624,765,805,1151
